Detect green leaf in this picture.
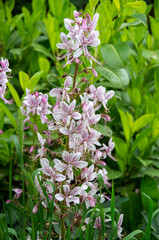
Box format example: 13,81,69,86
31,42,53,59
7,82,21,107
122,193,142,232
141,176,159,210
123,230,143,240
95,65,129,89
89,0,99,11
113,136,128,159
97,124,112,137
131,13,147,26
105,166,123,180
150,16,159,41
118,109,130,142
142,168,159,178
113,0,120,11
29,71,44,90
0,103,17,129
48,0,66,20
131,88,141,107
154,0,159,20
119,20,143,30
132,114,154,134
155,69,159,92
8,228,18,239
39,57,50,78
137,157,152,167
124,1,147,13
101,42,129,68
130,128,151,157
19,71,30,92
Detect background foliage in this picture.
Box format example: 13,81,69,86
0,0,159,239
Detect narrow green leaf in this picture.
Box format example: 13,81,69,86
113,136,128,159
118,109,130,142
7,82,21,107
31,42,53,59
132,114,154,134
130,128,151,157
29,71,44,90
113,0,120,11
150,16,159,41
142,193,153,240
19,71,30,92
0,103,17,129
89,0,99,11
39,57,50,78
123,230,143,240
155,70,159,92
154,0,159,20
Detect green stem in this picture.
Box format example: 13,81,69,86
61,206,65,240
31,113,37,172
73,63,79,89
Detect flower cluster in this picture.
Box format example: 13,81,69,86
20,10,124,239
21,88,51,125
0,58,13,104
57,11,100,66
33,75,115,211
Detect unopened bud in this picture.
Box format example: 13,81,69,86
92,68,98,77
41,97,47,104
82,19,87,31
35,91,39,97
29,146,34,153
33,202,39,214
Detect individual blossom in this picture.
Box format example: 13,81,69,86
0,58,13,104
81,165,97,190
81,188,98,209
99,137,116,161
55,184,82,207
117,214,124,239
36,132,47,158
54,151,88,180
12,188,23,199
40,158,66,182
57,99,81,126
98,168,111,188
88,85,114,110
49,76,72,103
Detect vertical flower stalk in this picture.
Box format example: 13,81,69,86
20,10,124,239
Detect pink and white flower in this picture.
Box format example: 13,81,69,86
55,184,82,207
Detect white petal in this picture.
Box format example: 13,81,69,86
75,161,88,169
55,193,64,201
73,48,83,58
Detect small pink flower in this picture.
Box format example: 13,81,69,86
117,214,124,239
55,185,82,207
12,188,23,199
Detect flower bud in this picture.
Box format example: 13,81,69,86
92,68,98,77
33,202,39,214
